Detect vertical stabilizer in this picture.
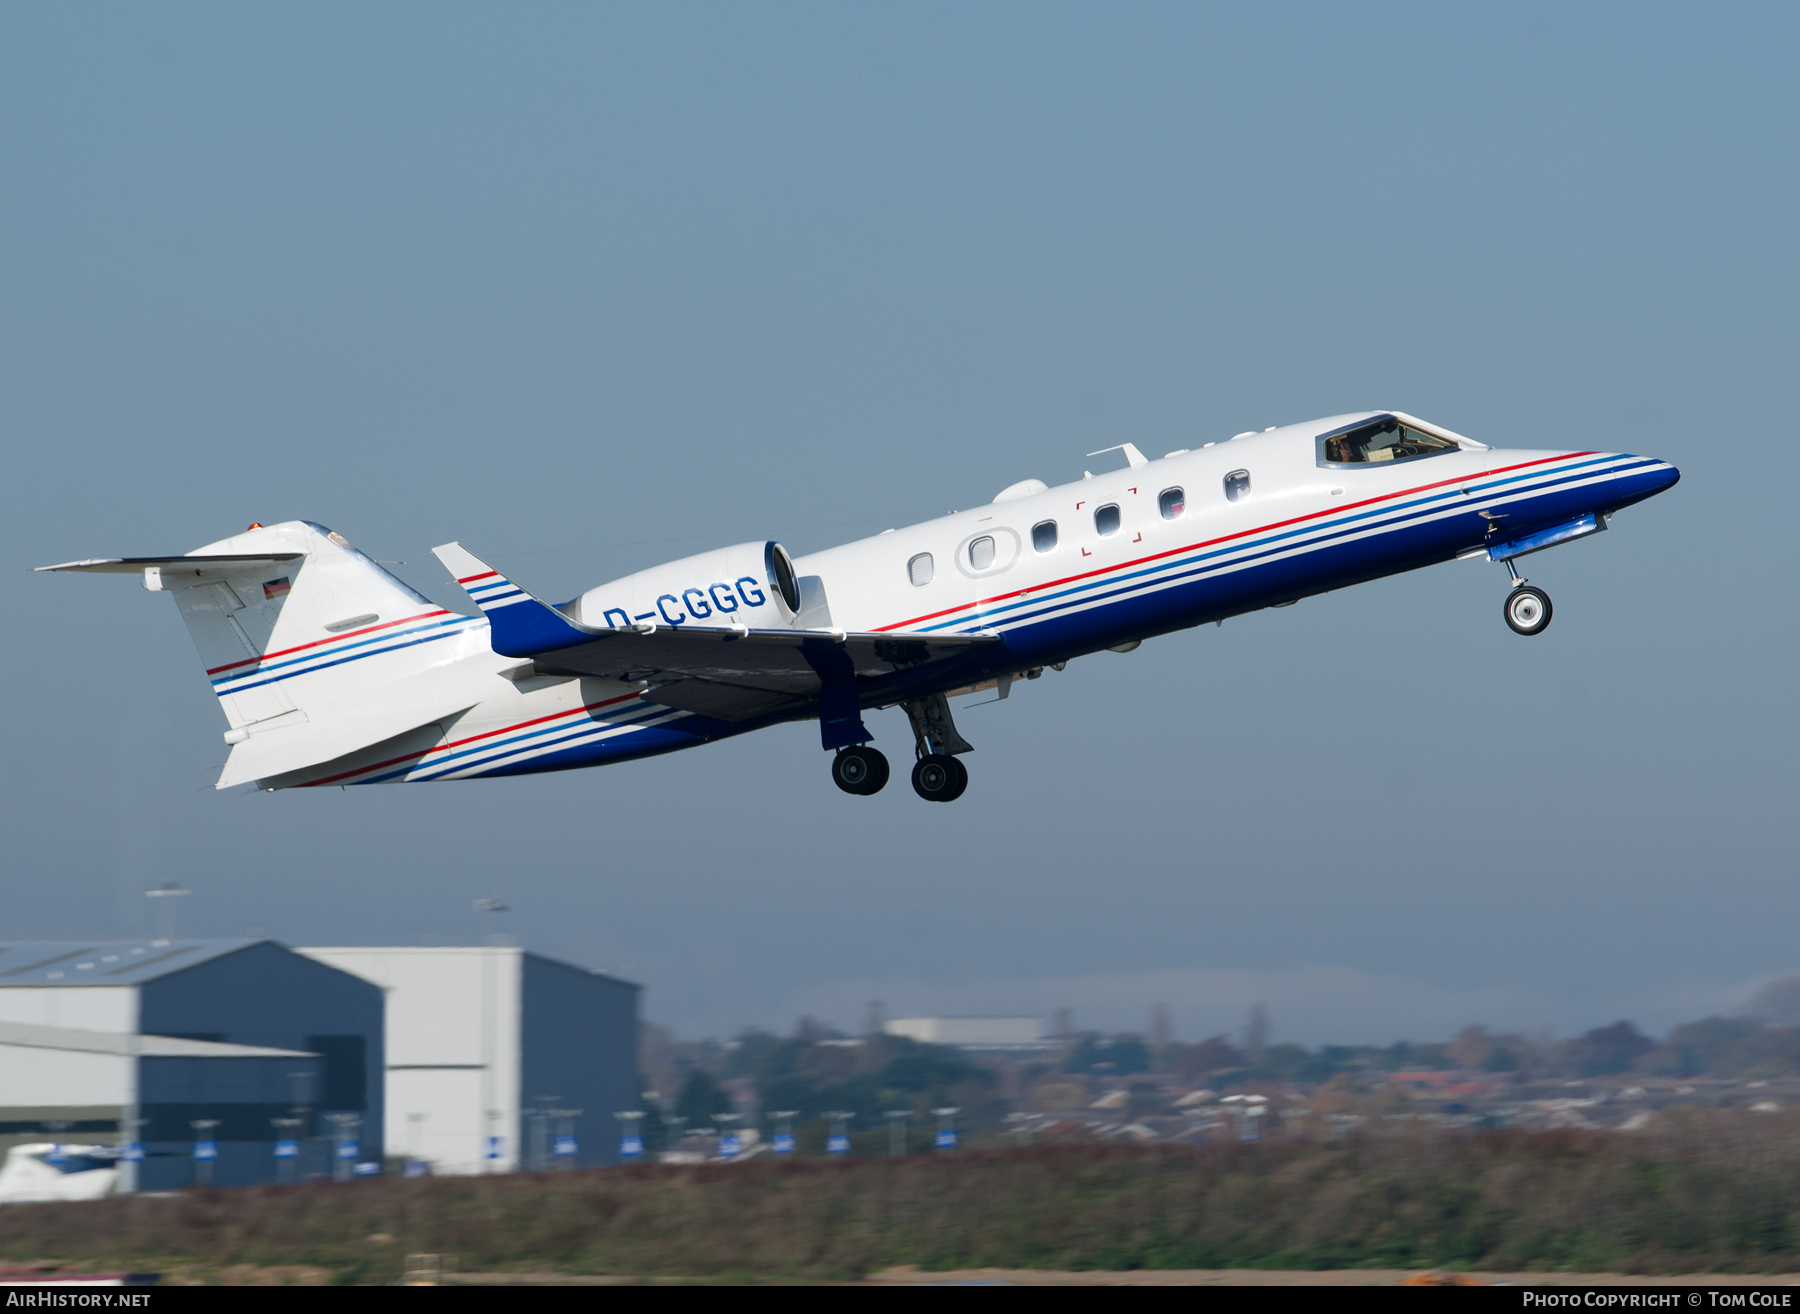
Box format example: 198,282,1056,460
40,521,490,787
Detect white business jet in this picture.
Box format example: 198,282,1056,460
41,412,1677,801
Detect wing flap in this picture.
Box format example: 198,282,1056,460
640,679,808,722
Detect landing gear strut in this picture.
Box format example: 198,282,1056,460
1501,559,1553,636
900,693,973,803
831,745,890,796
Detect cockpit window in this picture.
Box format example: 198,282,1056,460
1320,415,1458,466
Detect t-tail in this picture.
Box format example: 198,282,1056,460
37,521,488,788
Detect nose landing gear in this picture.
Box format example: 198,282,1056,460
831,745,890,796
1500,559,1553,636
1504,584,1552,635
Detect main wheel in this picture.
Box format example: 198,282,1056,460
943,755,969,801
911,753,964,802
1503,585,1553,636
832,746,889,795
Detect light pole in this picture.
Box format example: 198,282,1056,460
769,1111,799,1155
474,898,508,1172
287,1070,313,1179
121,1116,145,1195
715,1112,742,1160
405,1112,428,1177
884,1109,910,1158
272,1117,302,1185
549,1109,582,1168
190,1119,220,1187
825,1111,853,1157
145,882,190,942
932,1107,960,1154
325,1113,361,1182
615,1110,645,1162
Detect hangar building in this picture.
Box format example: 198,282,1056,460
0,940,383,1190
298,947,638,1174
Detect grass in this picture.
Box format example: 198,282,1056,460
7,1111,1800,1282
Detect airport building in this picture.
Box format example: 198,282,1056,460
885,1016,1049,1050
0,940,384,1190
298,947,639,1174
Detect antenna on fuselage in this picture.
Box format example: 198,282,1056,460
1086,443,1149,469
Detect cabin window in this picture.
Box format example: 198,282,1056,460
1320,415,1459,466
908,553,934,587
1158,487,1185,520
1095,504,1121,536
1032,520,1058,552
1224,470,1250,502
968,536,996,570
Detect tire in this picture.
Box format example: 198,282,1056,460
1503,585,1553,636
943,755,969,801
911,754,962,802
832,746,888,795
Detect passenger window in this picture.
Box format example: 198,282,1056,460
1224,470,1250,502
969,536,996,570
1094,504,1121,536
1321,415,1458,465
908,553,934,586
1032,520,1058,552
1158,487,1185,520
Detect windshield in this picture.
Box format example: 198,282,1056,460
1320,416,1459,466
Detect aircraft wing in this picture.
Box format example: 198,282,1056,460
432,542,999,722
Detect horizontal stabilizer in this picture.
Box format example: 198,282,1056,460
37,553,302,575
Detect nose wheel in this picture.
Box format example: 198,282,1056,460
1498,556,1553,636
911,753,968,802
1503,585,1552,635
831,746,890,795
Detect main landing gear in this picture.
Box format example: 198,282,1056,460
911,753,968,803
831,745,890,796
830,693,976,801
902,692,973,803
1500,559,1553,637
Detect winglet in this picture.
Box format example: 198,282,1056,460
431,542,597,658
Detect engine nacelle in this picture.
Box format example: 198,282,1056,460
568,541,801,630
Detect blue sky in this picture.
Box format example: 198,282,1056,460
3,2,1794,1044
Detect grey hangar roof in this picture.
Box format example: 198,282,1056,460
0,940,267,986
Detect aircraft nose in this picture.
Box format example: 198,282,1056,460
1640,458,1681,496
1606,454,1679,511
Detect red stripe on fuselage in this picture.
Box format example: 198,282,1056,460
871,451,1593,632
